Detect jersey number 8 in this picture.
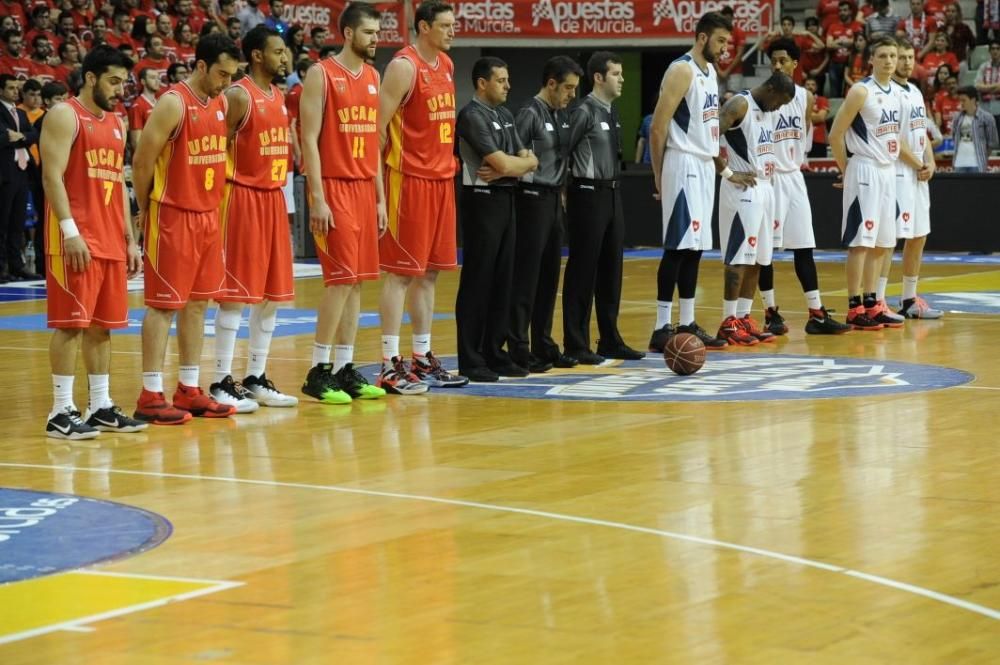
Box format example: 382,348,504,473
204,168,215,191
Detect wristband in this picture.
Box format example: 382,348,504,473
720,167,734,180
59,218,80,240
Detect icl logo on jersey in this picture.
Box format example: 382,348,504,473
703,93,718,121
877,108,900,136
773,113,802,141
450,355,973,402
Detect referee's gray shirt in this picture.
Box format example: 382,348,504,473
456,97,524,188
567,93,621,181
516,95,570,187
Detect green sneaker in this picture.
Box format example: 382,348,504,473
302,363,352,405
334,363,386,400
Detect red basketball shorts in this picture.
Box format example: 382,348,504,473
379,169,456,276
47,256,128,329
218,183,294,303
313,178,380,286
144,200,224,309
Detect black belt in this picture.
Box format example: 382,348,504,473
518,182,562,192
573,177,619,190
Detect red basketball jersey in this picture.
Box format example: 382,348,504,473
227,77,291,190
45,97,127,262
384,45,456,180
129,92,155,131
150,81,228,212
314,57,379,180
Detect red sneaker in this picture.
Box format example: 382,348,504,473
172,384,236,418
740,314,777,343
134,389,193,425
717,315,759,346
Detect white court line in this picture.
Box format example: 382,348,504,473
957,385,1000,391
59,626,95,633
0,570,242,645
1,462,997,623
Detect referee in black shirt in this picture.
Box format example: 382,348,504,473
455,57,539,383
563,51,645,364
509,56,583,373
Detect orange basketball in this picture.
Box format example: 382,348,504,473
664,332,706,375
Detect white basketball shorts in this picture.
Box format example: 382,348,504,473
772,169,815,249
895,165,931,239
661,149,716,251
841,157,897,249
719,178,775,266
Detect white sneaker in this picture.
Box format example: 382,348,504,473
243,373,299,407
899,296,943,320
209,375,260,413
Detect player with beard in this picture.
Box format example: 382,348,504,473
207,25,299,413
132,33,242,424
298,2,388,404
41,46,147,439
884,39,941,319
648,11,731,353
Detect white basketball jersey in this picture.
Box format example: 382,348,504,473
666,53,720,159
845,77,901,165
772,85,808,171
894,79,928,167
722,91,776,180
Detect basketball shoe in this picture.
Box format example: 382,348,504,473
210,375,260,413
898,296,943,319
134,390,193,425
867,301,905,328
763,306,788,335
717,315,759,346
243,373,299,407
846,305,883,331
377,356,430,395
302,363,352,404
647,324,675,354
739,314,777,343
334,363,386,400
804,307,851,334
84,405,149,433
173,384,237,417
46,407,99,440
676,321,728,350
411,352,469,387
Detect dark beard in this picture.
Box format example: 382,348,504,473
702,42,717,64
93,87,116,112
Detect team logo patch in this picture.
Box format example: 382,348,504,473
903,212,911,222
773,219,780,230
748,236,757,247
113,128,122,139
692,220,701,231
216,110,224,121
368,84,377,94
396,355,973,403
865,220,875,230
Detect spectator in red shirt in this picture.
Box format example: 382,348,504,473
131,15,155,57
306,25,329,61
940,3,975,63
105,9,137,49
0,30,31,79
805,75,831,157
715,6,746,92
844,33,872,92
52,13,79,53
763,15,827,85
54,40,81,84
800,17,831,93
24,6,54,48
82,16,109,50
827,1,865,97
154,14,178,58
285,24,306,61
165,60,190,87
225,16,241,48
174,0,206,34
27,35,57,83
921,32,960,87
817,0,844,32
897,0,941,51
68,0,95,31
0,0,27,31
0,16,15,34
128,65,160,148
134,34,170,84
934,74,962,133
213,0,237,31
173,21,195,65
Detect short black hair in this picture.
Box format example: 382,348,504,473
82,44,133,79
763,71,796,98
295,57,313,76
195,32,240,67
541,55,583,86
2,29,20,43
319,45,337,58
695,12,733,40
957,85,979,100
339,0,381,37
41,80,68,101
0,73,16,88
720,6,734,17
32,34,51,48
58,41,76,58
471,55,506,87
242,24,280,62
226,17,241,28
167,62,189,80
310,25,327,38
768,37,800,61
414,1,453,32
805,16,819,27
587,51,620,83
21,78,42,94
780,15,795,24
838,0,853,9
896,36,915,51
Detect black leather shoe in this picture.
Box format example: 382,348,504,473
552,353,578,368
567,350,604,365
462,366,500,382
0,273,11,284
526,357,553,373
489,362,529,378
597,343,646,360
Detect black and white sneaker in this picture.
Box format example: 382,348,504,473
46,407,99,441
85,405,150,433
210,375,260,413
244,373,299,407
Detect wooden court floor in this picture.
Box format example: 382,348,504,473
1,254,999,664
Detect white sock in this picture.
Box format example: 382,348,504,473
88,374,112,413
723,299,738,319
51,374,75,417
382,335,400,361
333,345,354,373
412,333,430,357
902,275,918,301
213,307,242,383
142,371,163,393
736,298,753,318
761,289,776,309
804,290,823,310
876,276,888,302
312,342,332,366
678,298,696,326
655,300,673,329
247,303,276,378
178,365,199,388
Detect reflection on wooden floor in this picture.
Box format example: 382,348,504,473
1,255,999,664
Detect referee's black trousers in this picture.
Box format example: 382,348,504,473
455,186,516,371
562,181,625,355
508,185,562,362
